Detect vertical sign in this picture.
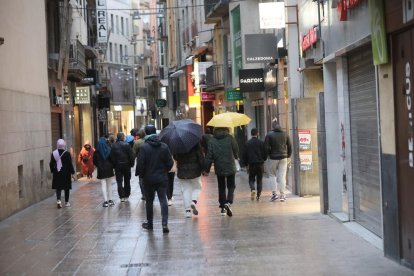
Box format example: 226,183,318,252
232,6,242,78
298,130,312,171
369,0,388,65
97,0,108,44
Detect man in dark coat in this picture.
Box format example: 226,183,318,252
204,127,239,216
136,125,174,233
264,118,292,202
110,132,135,202
242,128,267,201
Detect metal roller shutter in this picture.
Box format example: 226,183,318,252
348,46,382,237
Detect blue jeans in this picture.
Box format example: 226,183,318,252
144,182,168,226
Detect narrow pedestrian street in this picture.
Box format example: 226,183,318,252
0,171,412,276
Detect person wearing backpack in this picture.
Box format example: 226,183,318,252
50,139,75,208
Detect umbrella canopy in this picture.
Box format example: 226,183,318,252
159,119,202,155
207,112,251,128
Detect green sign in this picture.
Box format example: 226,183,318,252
156,99,167,108
226,90,243,101
369,0,388,65
231,6,242,78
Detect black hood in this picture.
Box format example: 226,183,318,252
145,134,162,147
213,128,228,139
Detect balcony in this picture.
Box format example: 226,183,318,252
204,0,229,24
67,39,87,82
205,64,225,91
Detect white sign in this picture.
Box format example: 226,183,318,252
97,0,108,44
136,98,147,116
75,87,90,104
259,2,285,29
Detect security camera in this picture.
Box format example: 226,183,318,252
0,37,4,45
297,67,304,72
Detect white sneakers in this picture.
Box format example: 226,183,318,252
57,200,70,208
185,210,192,218
190,202,198,215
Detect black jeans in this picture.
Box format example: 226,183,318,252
56,189,70,203
217,174,236,208
167,172,175,200
144,182,168,226
248,163,264,196
115,166,131,199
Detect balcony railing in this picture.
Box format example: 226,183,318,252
68,39,87,81
204,0,229,24
205,64,225,91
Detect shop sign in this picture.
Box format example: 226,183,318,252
245,34,277,64
264,66,277,91
98,108,107,121
231,7,242,77
156,99,167,108
369,0,388,65
337,0,366,21
251,99,264,107
75,86,90,104
259,2,285,29
201,92,216,101
404,61,414,167
136,98,147,116
239,69,265,92
301,26,319,52
96,0,108,44
298,130,312,171
226,90,243,101
188,95,200,108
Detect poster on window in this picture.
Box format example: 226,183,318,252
298,129,312,150
298,129,312,170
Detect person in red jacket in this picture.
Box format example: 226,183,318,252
78,140,95,179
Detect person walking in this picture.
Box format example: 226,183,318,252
200,127,213,155
50,139,76,208
136,125,174,233
111,132,135,202
242,128,267,201
167,161,176,206
264,118,292,202
204,127,239,217
174,143,204,218
133,128,146,200
93,137,115,207
78,141,95,178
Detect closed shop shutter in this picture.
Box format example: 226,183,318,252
51,113,62,146
348,46,382,237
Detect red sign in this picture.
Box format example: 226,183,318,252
301,27,318,52
201,92,216,101
337,0,366,21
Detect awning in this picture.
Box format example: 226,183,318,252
84,45,99,59
191,45,212,56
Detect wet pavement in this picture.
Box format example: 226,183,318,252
0,170,413,276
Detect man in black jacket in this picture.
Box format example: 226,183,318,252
264,118,292,202
242,128,267,201
110,132,135,202
136,125,174,233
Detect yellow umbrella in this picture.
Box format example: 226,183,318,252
207,112,251,128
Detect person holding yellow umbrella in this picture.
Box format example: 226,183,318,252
203,112,249,216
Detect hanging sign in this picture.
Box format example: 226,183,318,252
75,87,90,104
226,90,243,101
239,69,265,92
96,0,108,44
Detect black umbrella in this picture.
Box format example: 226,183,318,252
159,119,202,155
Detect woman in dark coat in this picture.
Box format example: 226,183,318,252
93,137,115,207
50,139,75,209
